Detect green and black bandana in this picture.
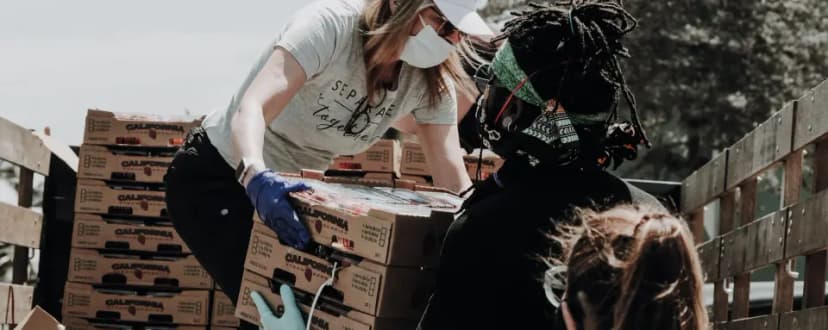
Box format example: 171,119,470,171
477,40,608,168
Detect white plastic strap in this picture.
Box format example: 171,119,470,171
307,261,339,330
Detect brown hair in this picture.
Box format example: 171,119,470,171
552,205,708,330
359,0,479,107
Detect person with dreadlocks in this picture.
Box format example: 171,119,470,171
417,1,668,329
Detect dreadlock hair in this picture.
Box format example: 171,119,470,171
494,0,650,170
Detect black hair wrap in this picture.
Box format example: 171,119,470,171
487,0,651,170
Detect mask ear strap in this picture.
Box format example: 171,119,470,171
493,75,532,124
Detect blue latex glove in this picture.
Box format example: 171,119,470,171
251,285,306,330
246,170,312,249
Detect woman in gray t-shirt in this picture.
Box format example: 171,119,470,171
163,0,492,322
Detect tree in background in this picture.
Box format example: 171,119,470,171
482,0,828,180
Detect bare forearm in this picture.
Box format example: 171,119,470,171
230,47,307,184
432,151,472,194
231,102,272,188
231,102,267,167
416,123,473,194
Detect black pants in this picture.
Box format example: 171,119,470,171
163,127,256,329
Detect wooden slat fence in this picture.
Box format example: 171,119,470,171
682,79,828,329
0,116,50,327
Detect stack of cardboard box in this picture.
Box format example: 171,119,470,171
234,170,464,330
211,289,241,330
399,142,433,185
400,142,505,185
331,138,504,188
328,139,401,183
63,109,240,329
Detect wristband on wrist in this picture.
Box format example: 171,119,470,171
236,157,266,187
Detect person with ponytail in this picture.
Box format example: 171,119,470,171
164,1,493,328
418,1,668,328
550,205,709,330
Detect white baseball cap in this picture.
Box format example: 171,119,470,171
433,0,494,36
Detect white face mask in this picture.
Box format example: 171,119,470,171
399,15,455,68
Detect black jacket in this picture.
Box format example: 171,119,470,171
418,160,664,329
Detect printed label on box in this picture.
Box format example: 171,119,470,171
75,180,168,218
62,283,210,325
79,145,174,183
83,109,201,147
212,291,241,327
67,248,212,289
72,214,189,254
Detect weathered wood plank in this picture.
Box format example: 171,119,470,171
786,189,828,258
739,179,758,227
794,79,828,150
0,116,50,175
721,314,778,330
698,238,721,282
720,191,738,234
732,273,751,319
0,283,33,325
774,150,804,314
682,150,728,213
691,211,705,244
743,210,787,272
800,142,828,308
781,306,828,330
0,202,42,248
817,141,828,194
784,150,804,208
803,251,826,308
713,191,737,323
732,179,758,320
727,104,795,190
774,260,796,314
12,168,34,284
713,281,729,323
720,229,747,278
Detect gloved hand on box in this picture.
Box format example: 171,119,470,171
252,285,306,330
246,170,311,249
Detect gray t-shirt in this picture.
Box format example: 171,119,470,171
202,0,457,172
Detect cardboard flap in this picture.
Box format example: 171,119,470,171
13,306,63,330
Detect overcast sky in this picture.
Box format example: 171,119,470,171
0,0,305,146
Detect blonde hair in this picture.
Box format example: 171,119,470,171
552,205,709,330
359,0,480,108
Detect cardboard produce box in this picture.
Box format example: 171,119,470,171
236,270,418,330
62,283,210,325
67,249,212,289
72,214,189,254
78,145,174,183
286,180,458,266
245,223,434,318
83,109,201,148
62,317,207,330
13,306,64,330
398,174,432,186
463,152,504,181
330,139,401,174
323,172,395,187
400,143,431,176
211,291,240,327
75,180,168,218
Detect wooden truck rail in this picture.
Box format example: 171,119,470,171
0,116,50,326
683,78,828,329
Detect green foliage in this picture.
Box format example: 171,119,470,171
483,0,828,180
